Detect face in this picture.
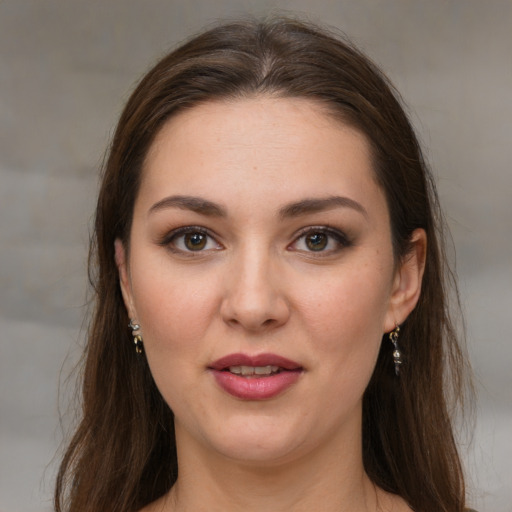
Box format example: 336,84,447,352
116,97,424,465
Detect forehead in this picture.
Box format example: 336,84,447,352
146,96,367,160
138,96,384,216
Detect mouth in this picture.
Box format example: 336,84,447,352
226,365,282,377
208,353,303,400
209,353,303,374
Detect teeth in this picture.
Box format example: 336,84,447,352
229,365,280,376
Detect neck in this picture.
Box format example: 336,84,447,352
160,420,382,512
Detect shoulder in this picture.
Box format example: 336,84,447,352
138,493,171,512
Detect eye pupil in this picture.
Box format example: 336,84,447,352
185,232,207,250
306,232,328,251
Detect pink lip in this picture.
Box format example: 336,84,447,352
209,353,303,400
210,353,302,371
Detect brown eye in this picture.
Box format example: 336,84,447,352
163,227,222,254
289,227,352,255
305,232,328,251
184,232,207,251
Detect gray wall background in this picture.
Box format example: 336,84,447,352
1,1,510,511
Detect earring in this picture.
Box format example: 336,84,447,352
128,319,143,354
389,324,402,376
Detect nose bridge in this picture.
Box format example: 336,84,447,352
221,239,289,331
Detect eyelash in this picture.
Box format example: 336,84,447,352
159,226,222,254
290,226,352,255
159,225,352,255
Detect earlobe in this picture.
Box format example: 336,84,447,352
384,229,427,332
114,238,136,318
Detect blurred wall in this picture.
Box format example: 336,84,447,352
1,1,511,511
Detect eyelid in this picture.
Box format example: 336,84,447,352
159,225,223,253
289,225,352,253
158,224,351,255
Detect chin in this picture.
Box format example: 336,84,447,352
215,436,306,466
181,413,313,466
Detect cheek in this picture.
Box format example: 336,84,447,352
129,261,221,355
305,282,387,412
129,268,221,411
299,267,391,337
295,258,393,372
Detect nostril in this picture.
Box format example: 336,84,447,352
224,313,285,332
219,276,291,331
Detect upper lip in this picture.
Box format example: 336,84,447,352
209,353,302,371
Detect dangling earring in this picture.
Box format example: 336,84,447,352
389,324,402,376
128,319,143,354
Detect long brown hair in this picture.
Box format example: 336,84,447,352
55,17,472,512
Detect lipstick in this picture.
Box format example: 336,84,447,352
209,353,303,400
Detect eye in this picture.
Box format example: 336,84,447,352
163,227,222,253
303,232,329,251
290,227,351,254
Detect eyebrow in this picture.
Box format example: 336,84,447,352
148,194,368,219
149,195,227,217
279,196,368,219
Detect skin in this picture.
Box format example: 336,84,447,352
116,97,426,512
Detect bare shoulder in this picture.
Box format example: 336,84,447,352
384,492,477,512
394,497,415,512
376,488,414,512
138,494,171,512
387,496,478,512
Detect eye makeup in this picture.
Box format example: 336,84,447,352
157,225,223,255
289,226,353,255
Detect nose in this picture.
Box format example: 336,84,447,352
220,249,290,332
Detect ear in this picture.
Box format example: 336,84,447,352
114,238,137,319
384,228,427,332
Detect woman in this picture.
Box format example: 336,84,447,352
55,18,474,512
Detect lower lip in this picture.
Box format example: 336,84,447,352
211,370,302,400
